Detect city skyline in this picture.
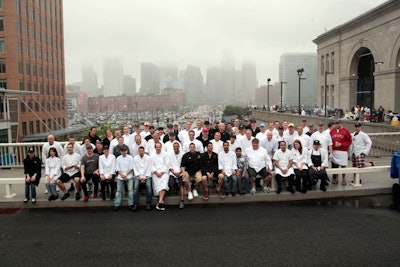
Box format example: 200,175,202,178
63,0,386,87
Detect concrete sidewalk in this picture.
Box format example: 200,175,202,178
0,156,397,209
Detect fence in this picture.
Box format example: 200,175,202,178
0,133,398,168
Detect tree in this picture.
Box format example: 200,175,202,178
223,105,249,119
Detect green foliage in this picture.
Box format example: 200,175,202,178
223,105,250,119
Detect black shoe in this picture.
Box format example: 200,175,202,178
320,187,327,192
131,204,138,211
146,204,152,211
75,192,81,201
102,194,106,201
301,189,307,193
231,192,236,196
68,184,75,192
156,203,165,211
289,188,295,194
53,194,59,200
61,192,70,201
48,195,53,201
225,192,230,196
23,198,29,203
113,206,119,211
110,194,115,200
277,188,282,194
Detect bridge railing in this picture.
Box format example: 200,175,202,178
0,142,67,168
0,133,398,168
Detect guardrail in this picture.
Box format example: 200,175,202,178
0,133,398,168
0,142,67,168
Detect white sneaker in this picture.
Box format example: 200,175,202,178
250,187,256,195
188,191,194,200
263,186,270,193
44,189,48,194
193,189,199,197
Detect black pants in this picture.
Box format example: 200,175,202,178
276,174,295,191
294,169,309,191
308,169,328,190
100,177,115,199
82,173,100,196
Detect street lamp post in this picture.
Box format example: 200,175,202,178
297,68,304,114
324,70,334,117
280,81,287,111
267,78,271,111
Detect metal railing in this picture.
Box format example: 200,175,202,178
0,132,398,168
368,132,400,157
0,142,67,168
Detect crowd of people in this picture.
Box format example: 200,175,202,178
23,118,374,211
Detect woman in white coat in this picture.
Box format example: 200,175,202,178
45,147,61,201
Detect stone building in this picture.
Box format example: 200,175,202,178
313,0,400,112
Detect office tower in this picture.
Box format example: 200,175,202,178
159,64,178,90
205,66,221,105
0,0,67,142
279,53,317,109
123,75,136,96
82,64,99,97
140,62,160,94
183,65,204,106
220,51,236,104
241,61,258,105
103,58,123,97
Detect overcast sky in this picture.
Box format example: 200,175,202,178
63,0,387,87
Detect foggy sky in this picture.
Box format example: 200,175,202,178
63,0,387,88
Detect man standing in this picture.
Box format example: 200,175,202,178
131,134,148,157
260,131,279,158
122,125,134,149
273,141,295,194
183,130,204,153
330,120,352,185
218,141,238,196
132,146,153,211
76,145,100,201
283,123,298,150
311,122,333,155
113,147,134,211
57,143,81,201
351,122,373,169
87,127,101,145
113,136,130,158
42,134,64,162
196,128,211,151
178,121,192,144
240,129,254,153
164,132,181,154
245,138,273,195
210,131,224,154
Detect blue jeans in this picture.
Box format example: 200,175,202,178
133,177,152,205
25,183,36,199
114,178,134,207
224,175,237,194
237,170,249,193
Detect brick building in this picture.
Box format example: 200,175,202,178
0,0,67,142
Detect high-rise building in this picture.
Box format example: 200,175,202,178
103,58,123,97
279,53,317,109
0,0,67,142
241,61,258,105
140,62,160,95
123,75,136,96
159,64,178,90
220,51,236,104
82,64,99,97
205,66,221,105
183,65,204,106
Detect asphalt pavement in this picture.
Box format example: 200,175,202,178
1,200,400,267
